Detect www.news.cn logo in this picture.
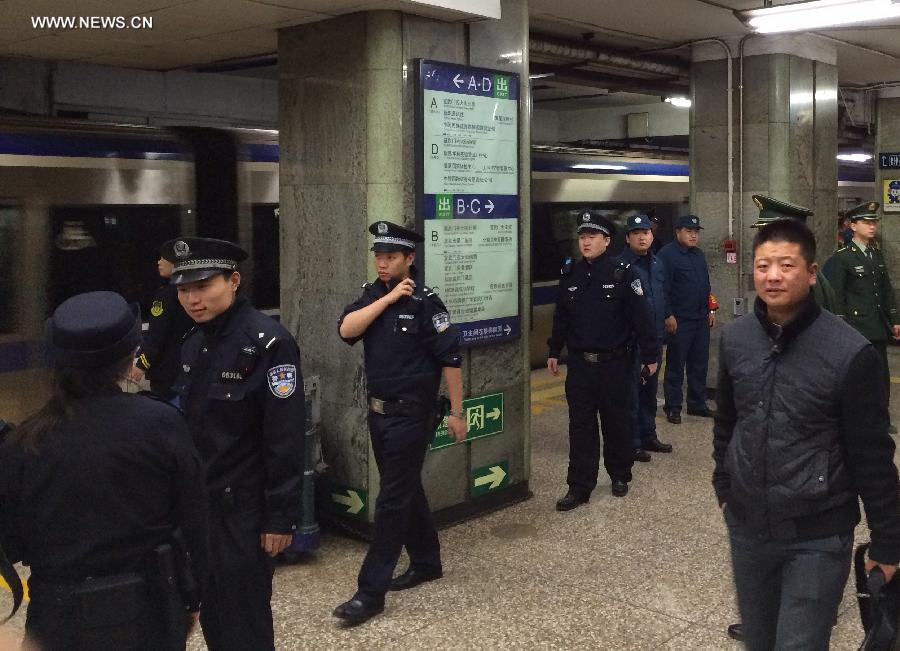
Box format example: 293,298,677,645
31,16,153,30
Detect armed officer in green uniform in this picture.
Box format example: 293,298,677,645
827,201,900,422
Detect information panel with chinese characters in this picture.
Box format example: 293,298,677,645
417,60,520,346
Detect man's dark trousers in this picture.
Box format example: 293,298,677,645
663,317,709,413
201,495,276,651
629,347,662,447
872,339,891,408
725,509,852,651
356,412,441,605
565,353,634,497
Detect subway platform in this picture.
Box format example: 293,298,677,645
4,357,900,649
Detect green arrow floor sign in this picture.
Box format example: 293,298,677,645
432,392,504,450
330,484,367,519
471,460,509,497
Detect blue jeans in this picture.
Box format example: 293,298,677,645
725,508,852,651
663,317,709,412
630,347,662,447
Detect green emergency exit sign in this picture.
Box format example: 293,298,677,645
431,392,504,450
471,460,509,497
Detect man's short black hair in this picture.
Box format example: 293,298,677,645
752,218,817,265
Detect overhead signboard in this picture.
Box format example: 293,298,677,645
431,392,504,450
417,59,520,347
880,153,900,169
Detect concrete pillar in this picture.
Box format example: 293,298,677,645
691,37,838,384
875,90,900,307
278,0,530,528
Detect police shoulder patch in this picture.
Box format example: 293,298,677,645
150,300,164,317
631,279,644,296
432,311,451,333
267,364,297,399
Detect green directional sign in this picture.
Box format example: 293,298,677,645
471,460,509,497
431,392,504,450
330,484,367,519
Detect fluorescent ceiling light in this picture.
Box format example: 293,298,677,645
571,163,628,171
529,72,555,79
738,0,900,34
665,96,692,108
837,153,873,162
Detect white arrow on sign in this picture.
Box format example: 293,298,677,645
487,407,501,421
453,74,464,88
485,199,495,213
504,324,512,335
474,465,506,490
332,489,364,515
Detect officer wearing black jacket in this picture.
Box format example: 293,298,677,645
168,237,305,651
131,242,194,402
334,220,466,624
548,211,659,509
0,291,208,651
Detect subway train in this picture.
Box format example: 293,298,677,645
0,121,876,407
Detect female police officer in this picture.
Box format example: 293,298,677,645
334,220,467,624
0,291,208,650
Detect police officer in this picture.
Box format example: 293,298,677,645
131,241,195,402
618,214,673,462
168,237,305,651
334,220,466,624
827,202,900,423
657,215,715,424
548,211,659,510
0,291,208,650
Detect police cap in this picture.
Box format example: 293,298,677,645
751,195,814,229
675,215,704,230
369,221,424,253
575,210,615,237
159,240,180,263
626,214,653,233
846,201,881,222
165,237,248,286
47,291,141,369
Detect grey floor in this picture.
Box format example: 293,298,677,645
4,352,900,649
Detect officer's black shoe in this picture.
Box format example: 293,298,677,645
665,410,681,424
389,567,443,591
642,438,673,453
555,493,589,511
634,448,652,462
611,480,629,497
686,406,715,418
333,598,384,625
726,623,743,641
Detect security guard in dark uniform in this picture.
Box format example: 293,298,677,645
0,291,208,651
131,242,195,402
827,202,900,415
548,211,659,510
168,237,305,651
334,220,466,624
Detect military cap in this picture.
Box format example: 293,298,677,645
846,201,881,222
675,215,704,230
369,221,424,252
47,291,141,369
751,195,813,228
626,214,653,233
164,237,248,286
575,210,615,236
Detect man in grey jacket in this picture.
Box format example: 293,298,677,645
713,218,900,650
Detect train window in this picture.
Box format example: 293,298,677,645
0,205,21,333
251,204,280,310
49,206,182,317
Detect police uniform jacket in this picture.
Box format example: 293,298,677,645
618,248,670,341
0,393,209,591
176,295,305,534
547,252,659,364
135,283,194,389
338,279,461,406
657,241,711,321
827,242,900,341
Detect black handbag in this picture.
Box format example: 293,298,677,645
856,543,900,651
